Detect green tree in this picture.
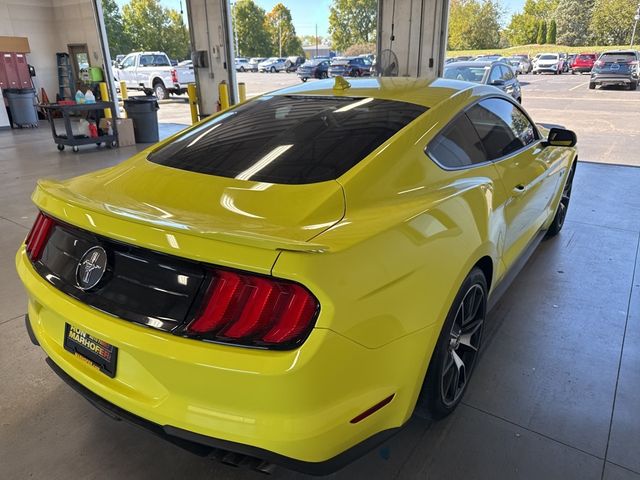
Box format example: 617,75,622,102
537,20,547,43
555,0,594,45
102,0,133,57
265,3,303,56
504,0,559,46
232,0,272,56
122,0,190,61
448,0,502,50
591,0,636,45
300,34,326,46
547,19,557,43
328,0,377,52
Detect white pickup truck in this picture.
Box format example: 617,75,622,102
114,51,195,99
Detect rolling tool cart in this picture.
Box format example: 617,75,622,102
41,101,118,152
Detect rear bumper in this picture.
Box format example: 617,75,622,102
591,74,637,85
572,66,592,72
17,247,430,469
38,346,398,476
533,66,559,73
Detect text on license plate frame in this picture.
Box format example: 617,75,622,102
63,323,118,378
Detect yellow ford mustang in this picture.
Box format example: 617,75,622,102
16,77,577,474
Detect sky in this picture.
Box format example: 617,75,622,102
116,0,526,38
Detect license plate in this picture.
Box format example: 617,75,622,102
64,323,117,377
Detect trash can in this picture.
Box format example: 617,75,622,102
124,96,159,143
5,89,38,127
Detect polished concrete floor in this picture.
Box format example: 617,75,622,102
1,125,639,480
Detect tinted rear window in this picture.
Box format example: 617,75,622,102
148,96,427,184
600,52,637,62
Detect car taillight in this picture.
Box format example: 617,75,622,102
187,270,319,348
171,68,178,83
25,212,55,261
594,60,604,68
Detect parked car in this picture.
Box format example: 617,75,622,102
444,61,522,102
532,53,562,75
474,54,508,63
285,56,305,73
571,53,597,74
507,58,526,75
258,57,287,72
509,55,532,73
296,59,329,82
17,77,577,474
247,57,266,72
559,53,569,72
328,57,371,77
114,51,195,99
235,57,250,72
590,50,640,90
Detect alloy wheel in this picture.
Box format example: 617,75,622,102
440,284,485,407
556,167,574,229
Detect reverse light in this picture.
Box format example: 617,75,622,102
187,269,319,349
25,212,55,261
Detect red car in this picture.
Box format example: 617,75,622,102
571,53,597,74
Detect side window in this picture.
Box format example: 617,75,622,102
501,65,514,80
488,67,501,83
467,98,537,160
121,55,135,68
426,113,487,169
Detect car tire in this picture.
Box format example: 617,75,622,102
571,70,575,75
239,66,245,72
270,66,276,73
153,82,168,100
321,72,328,79
630,81,638,91
301,77,307,82
546,163,576,238
414,267,488,420
589,82,596,90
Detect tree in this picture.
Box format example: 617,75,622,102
555,0,594,46
504,0,559,46
328,0,377,52
102,0,133,57
265,3,303,56
232,0,272,57
344,42,376,56
547,19,557,43
300,34,327,46
448,0,502,50
122,0,190,60
537,20,547,43
591,0,636,45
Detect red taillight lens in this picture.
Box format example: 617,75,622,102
25,212,55,261
187,270,319,348
594,60,604,68
171,68,178,83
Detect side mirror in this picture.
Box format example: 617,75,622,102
544,127,577,147
491,79,505,86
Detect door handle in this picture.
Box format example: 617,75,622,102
512,184,527,196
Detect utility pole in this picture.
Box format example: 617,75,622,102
230,2,239,56
632,2,640,47
315,24,318,58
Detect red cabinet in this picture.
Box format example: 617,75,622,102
14,53,31,88
0,53,31,90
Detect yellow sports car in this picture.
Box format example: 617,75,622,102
16,77,577,474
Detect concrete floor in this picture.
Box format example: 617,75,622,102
1,125,640,480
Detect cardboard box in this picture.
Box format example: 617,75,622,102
0,36,30,53
100,118,135,147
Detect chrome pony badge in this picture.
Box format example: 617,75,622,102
75,246,108,290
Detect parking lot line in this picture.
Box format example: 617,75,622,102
525,95,640,103
570,82,590,91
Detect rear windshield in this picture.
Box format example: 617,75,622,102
600,52,637,63
539,55,557,60
578,55,595,61
148,95,427,184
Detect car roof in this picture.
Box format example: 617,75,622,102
272,77,478,109
446,61,494,67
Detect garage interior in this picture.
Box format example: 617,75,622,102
1,0,640,479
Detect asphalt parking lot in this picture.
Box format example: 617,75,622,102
157,71,640,167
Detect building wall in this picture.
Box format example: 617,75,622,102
0,0,103,99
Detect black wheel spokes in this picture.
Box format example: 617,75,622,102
441,284,485,407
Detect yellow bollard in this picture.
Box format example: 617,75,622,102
218,81,230,111
99,82,111,118
119,81,128,118
187,84,198,125
238,82,246,103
